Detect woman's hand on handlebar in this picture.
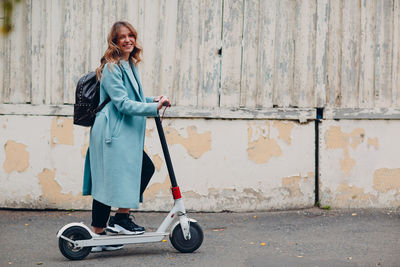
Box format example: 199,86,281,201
156,95,171,110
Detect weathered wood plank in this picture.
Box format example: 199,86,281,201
0,4,4,104
30,0,46,104
240,0,259,108
198,0,222,108
87,0,104,71
5,2,28,103
84,0,91,73
359,0,377,108
220,0,243,108
274,0,295,107
170,0,184,105
375,0,393,107
2,0,400,112
0,104,73,116
101,0,111,42
104,0,119,32
156,0,178,103
0,104,316,121
126,0,140,27
314,0,329,108
44,0,51,104
257,0,277,109
137,0,146,42
393,0,400,107
49,0,64,104
293,0,316,107
324,107,400,120
326,0,342,107
174,0,200,106
341,0,361,108
123,0,143,59
141,0,162,98
25,0,32,103
101,0,119,67
118,0,127,19
64,0,87,104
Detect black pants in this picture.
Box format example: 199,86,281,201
91,151,155,228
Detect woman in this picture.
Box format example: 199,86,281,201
82,21,170,252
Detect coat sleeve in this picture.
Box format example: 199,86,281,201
145,96,155,103
101,63,159,116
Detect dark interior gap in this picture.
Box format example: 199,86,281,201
315,107,323,206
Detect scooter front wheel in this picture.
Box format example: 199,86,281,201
170,221,203,253
58,226,92,260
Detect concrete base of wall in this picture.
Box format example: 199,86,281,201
0,115,315,211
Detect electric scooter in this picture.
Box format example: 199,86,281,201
57,113,204,260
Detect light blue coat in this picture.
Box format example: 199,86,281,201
82,60,158,208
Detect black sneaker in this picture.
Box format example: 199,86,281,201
91,231,124,253
107,214,145,235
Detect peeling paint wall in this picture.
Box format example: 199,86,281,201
0,116,315,211
142,119,315,211
3,115,400,210
0,116,91,209
3,140,30,173
320,120,400,208
1,1,399,210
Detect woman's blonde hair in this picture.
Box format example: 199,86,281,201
96,21,142,80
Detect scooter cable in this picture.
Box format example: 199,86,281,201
161,105,169,122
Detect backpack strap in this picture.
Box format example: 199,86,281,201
94,64,124,114
94,97,111,113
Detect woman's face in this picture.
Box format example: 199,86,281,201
117,26,136,58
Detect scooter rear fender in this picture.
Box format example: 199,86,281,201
56,222,97,238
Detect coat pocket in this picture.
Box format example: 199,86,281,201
102,111,112,144
111,113,124,138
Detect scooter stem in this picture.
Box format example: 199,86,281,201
155,116,178,188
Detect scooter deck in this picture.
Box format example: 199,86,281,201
73,232,169,247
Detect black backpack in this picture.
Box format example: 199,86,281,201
73,71,111,126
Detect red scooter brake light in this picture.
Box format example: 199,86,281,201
171,186,182,199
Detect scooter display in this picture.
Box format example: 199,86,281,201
57,114,204,260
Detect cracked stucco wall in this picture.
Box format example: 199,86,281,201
0,116,91,209
320,120,400,208
0,116,315,211
2,115,399,210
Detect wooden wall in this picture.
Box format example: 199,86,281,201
1,0,399,110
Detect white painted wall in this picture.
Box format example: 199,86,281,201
320,120,400,208
0,115,315,211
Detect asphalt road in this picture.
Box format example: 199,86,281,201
0,208,399,267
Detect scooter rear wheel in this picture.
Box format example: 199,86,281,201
170,221,203,253
58,226,92,260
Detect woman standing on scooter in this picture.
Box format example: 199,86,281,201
82,21,171,252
